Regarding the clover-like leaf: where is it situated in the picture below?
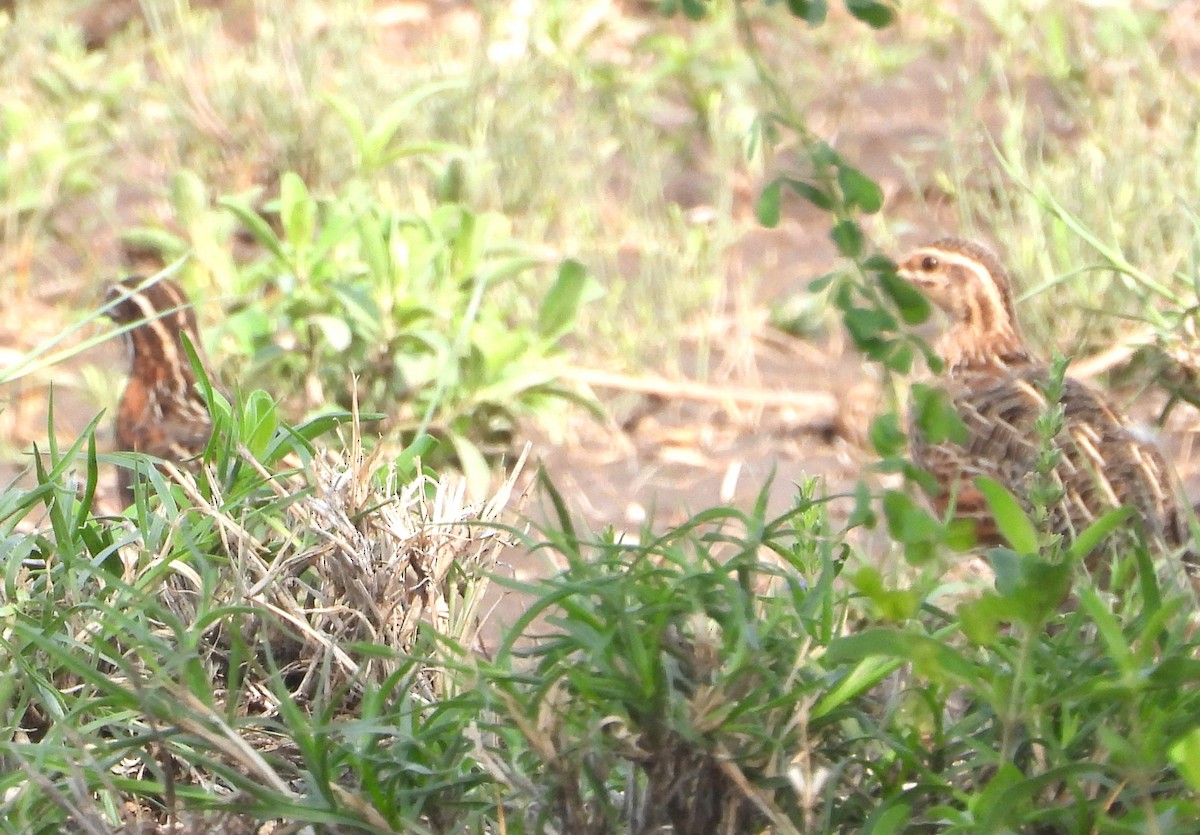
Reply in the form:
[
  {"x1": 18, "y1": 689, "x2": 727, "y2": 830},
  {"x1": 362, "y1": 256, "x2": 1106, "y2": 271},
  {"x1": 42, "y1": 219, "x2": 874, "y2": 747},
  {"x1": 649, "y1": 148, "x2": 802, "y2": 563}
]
[
  {"x1": 846, "y1": 0, "x2": 896, "y2": 28},
  {"x1": 838, "y1": 164, "x2": 883, "y2": 213},
  {"x1": 756, "y1": 178, "x2": 783, "y2": 227}
]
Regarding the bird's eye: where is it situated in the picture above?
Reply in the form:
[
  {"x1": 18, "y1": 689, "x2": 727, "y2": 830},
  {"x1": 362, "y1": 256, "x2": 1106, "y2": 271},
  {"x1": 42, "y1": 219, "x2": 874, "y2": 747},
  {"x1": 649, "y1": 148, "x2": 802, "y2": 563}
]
[{"x1": 920, "y1": 255, "x2": 939, "y2": 271}]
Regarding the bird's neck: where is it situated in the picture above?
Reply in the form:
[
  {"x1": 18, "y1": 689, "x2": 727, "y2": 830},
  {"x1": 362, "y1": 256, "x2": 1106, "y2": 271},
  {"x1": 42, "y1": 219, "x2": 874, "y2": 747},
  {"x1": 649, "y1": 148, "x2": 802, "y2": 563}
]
[
  {"x1": 127, "y1": 328, "x2": 199, "y2": 394},
  {"x1": 938, "y1": 320, "x2": 1033, "y2": 374}
]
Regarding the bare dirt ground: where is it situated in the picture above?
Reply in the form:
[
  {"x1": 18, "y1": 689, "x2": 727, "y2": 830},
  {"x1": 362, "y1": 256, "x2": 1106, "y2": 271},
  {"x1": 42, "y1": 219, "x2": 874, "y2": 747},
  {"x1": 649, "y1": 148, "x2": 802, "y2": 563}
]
[{"x1": 5, "y1": 0, "x2": 1200, "y2": 565}]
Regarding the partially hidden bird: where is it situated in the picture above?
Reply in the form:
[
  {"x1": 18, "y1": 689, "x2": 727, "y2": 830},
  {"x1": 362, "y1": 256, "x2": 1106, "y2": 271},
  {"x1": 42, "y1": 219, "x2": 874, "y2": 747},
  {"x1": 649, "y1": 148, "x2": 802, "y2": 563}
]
[
  {"x1": 104, "y1": 276, "x2": 214, "y2": 505},
  {"x1": 895, "y1": 237, "x2": 1192, "y2": 558}
]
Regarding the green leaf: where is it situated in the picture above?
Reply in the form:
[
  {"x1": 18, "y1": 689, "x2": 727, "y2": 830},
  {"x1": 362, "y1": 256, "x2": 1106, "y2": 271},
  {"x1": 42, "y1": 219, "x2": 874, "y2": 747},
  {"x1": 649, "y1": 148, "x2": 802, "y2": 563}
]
[
  {"x1": 309, "y1": 203, "x2": 358, "y2": 267},
  {"x1": 1170, "y1": 728, "x2": 1200, "y2": 792},
  {"x1": 447, "y1": 431, "x2": 491, "y2": 499},
  {"x1": 289, "y1": 411, "x2": 367, "y2": 445},
  {"x1": 831, "y1": 281, "x2": 854, "y2": 311},
  {"x1": 279, "y1": 172, "x2": 316, "y2": 249},
  {"x1": 910, "y1": 384, "x2": 967, "y2": 445},
  {"x1": 437, "y1": 156, "x2": 469, "y2": 203},
  {"x1": 846, "y1": 0, "x2": 896, "y2": 28},
  {"x1": 241, "y1": 390, "x2": 278, "y2": 460},
  {"x1": 324, "y1": 93, "x2": 367, "y2": 158},
  {"x1": 901, "y1": 460, "x2": 939, "y2": 496},
  {"x1": 868, "y1": 413, "x2": 906, "y2": 457},
  {"x1": 883, "y1": 340, "x2": 914, "y2": 373},
  {"x1": 170, "y1": 169, "x2": 208, "y2": 225},
  {"x1": 744, "y1": 115, "x2": 764, "y2": 161},
  {"x1": 355, "y1": 212, "x2": 390, "y2": 281},
  {"x1": 843, "y1": 306, "x2": 896, "y2": 351},
  {"x1": 756, "y1": 178, "x2": 783, "y2": 227},
  {"x1": 1065, "y1": 505, "x2": 1133, "y2": 563},
  {"x1": 837, "y1": 164, "x2": 883, "y2": 213},
  {"x1": 862, "y1": 253, "x2": 895, "y2": 271},
  {"x1": 538, "y1": 259, "x2": 599, "y2": 341},
  {"x1": 394, "y1": 433, "x2": 439, "y2": 480},
  {"x1": 831, "y1": 219, "x2": 864, "y2": 257},
  {"x1": 220, "y1": 197, "x2": 288, "y2": 264},
  {"x1": 811, "y1": 652, "x2": 901, "y2": 719},
  {"x1": 263, "y1": 413, "x2": 329, "y2": 466},
  {"x1": 863, "y1": 802, "x2": 911, "y2": 835},
  {"x1": 826, "y1": 628, "x2": 977, "y2": 683},
  {"x1": 958, "y1": 592, "x2": 1005, "y2": 645},
  {"x1": 786, "y1": 0, "x2": 828, "y2": 24},
  {"x1": 810, "y1": 141, "x2": 840, "y2": 168},
  {"x1": 970, "y1": 764, "x2": 1026, "y2": 828},
  {"x1": 987, "y1": 547, "x2": 1022, "y2": 595},
  {"x1": 881, "y1": 489, "x2": 943, "y2": 564},
  {"x1": 879, "y1": 269, "x2": 931, "y2": 324},
  {"x1": 770, "y1": 291, "x2": 826, "y2": 338},
  {"x1": 850, "y1": 567, "x2": 918, "y2": 620},
  {"x1": 786, "y1": 178, "x2": 834, "y2": 210},
  {"x1": 974, "y1": 477, "x2": 1038, "y2": 554},
  {"x1": 1016, "y1": 559, "x2": 1072, "y2": 622},
  {"x1": 330, "y1": 282, "x2": 383, "y2": 337},
  {"x1": 847, "y1": 480, "x2": 877, "y2": 529},
  {"x1": 808, "y1": 271, "x2": 839, "y2": 293},
  {"x1": 181, "y1": 332, "x2": 216, "y2": 428},
  {"x1": 944, "y1": 518, "x2": 977, "y2": 550},
  {"x1": 361, "y1": 78, "x2": 468, "y2": 169},
  {"x1": 477, "y1": 254, "x2": 544, "y2": 285},
  {"x1": 120, "y1": 227, "x2": 188, "y2": 260}
]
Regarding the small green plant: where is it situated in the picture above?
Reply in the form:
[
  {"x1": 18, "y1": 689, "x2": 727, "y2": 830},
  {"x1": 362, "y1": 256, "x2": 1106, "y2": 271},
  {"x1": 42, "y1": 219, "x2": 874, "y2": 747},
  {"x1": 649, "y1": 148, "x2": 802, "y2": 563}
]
[
  {"x1": 480, "y1": 476, "x2": 854, "y2": 833},
  {"x1": 466, "y1": 469, "x2": 1200, "y2": 832},
  {"x1": 0, "y1": 389, "x2": 524, "y2": 832},
  {"x1": 127, "y1": 169, "x2": 601, "y2": 490},
  {"x1": 6, "y1": 400, "x2": 1200, "y2": 832}
]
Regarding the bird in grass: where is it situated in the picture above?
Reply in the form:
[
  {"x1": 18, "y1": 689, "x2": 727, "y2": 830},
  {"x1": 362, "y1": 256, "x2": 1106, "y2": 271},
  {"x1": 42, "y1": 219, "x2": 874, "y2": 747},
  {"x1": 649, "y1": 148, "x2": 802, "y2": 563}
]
[
  {"x1": 104, "y1": 276, "x2": 213, "y2": 505},
  {"x1": 895, "y1": 237, "x2": 1191, "y2": 556}
]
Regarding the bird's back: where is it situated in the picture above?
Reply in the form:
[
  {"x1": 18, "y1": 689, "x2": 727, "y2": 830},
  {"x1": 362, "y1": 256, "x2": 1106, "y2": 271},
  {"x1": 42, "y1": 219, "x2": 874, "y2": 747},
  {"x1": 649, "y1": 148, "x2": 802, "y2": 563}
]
[
  {"x1": 912, "y1": 363, "x2": 1189, "y2": 550},
  {"x1": 107, "y1": 277, "x2": 214, "y2": 503}
]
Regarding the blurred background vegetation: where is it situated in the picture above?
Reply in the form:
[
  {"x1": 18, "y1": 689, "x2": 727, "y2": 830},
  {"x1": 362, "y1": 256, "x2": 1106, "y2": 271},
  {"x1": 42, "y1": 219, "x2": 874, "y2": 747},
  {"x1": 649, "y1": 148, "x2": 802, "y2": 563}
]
[{"x1": 5, "y1": 0, "x2": 1200, "y2": 511}]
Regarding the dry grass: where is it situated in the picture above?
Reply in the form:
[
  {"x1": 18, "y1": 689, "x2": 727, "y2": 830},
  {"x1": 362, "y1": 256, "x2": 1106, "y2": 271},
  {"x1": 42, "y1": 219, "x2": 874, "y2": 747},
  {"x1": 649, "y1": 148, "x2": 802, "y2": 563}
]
[{"x1": 2, "y1": 415, "x2": 529, "y2": 830}]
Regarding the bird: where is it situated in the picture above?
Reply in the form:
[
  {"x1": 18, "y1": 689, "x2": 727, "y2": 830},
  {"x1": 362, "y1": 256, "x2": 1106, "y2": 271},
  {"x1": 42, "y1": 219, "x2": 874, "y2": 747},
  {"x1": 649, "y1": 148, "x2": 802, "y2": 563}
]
[
  {"x1": 895, "y1": 237, "x2": 1191, "y2": 556},
  {"x1": 104, "y1": 276, "x2": 214, "y2": 505}
]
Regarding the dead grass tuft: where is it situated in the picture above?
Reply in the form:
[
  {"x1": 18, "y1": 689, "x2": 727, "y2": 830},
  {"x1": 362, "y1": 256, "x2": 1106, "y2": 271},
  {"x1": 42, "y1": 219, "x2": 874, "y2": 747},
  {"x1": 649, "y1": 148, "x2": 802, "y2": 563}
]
[
  {"x1": 3, "y1": 421, "x2": 531, "y2": 829},
  {"x1": 146, "y1": 429, "x2": 529, "y2": 703}
]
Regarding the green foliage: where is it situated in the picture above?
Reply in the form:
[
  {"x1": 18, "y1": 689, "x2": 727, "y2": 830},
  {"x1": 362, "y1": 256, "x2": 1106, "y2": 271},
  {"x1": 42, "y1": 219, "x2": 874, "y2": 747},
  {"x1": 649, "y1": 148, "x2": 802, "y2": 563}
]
[
  {"x1": 843, "y1": 0, "x2": 896, "y2": 29},
  {"x1": 484, "y1": 477, "x2": 854, "y2": 832},
  {"x1": 718, "y1": 9, "x2": 1200, "y2": 826},
  {"x1": 668, "y1": 0, "x2": 897, "y2": 29},
  {"x1": 110, "y1": 343, "x2": 351, "y2": 512},
  {"x1": 880, "y1": 488, "x2": 955, "y2": 564},
  {"x1": 1027, "y1": 354, "x2": 1069, "y2": 531},
  {"x1": 473, "y1": 474, "x2": 1200, "y2": 832},
  {"x1": 0, "y1": 401, "x2": 493, "y2": 832},
  {"x1": 130, "y1": 168, "x2": 600, "y2": 486},
  {"x1": 6, "y1": 419, "x2": 1200, "y2": 832},
  {"x1": 975, "y1": 477, "x2": 1039, "y2": 555}
]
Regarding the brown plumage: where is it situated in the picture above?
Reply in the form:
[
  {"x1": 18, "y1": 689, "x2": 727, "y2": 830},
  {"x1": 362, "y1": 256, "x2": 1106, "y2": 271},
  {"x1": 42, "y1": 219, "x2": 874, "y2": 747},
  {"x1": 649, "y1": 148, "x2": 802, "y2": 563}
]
[
  {"x1": 105, "y1": 277, "x2": 213, "y2": 505},
  {"x1": 896, "y1": 238, "x2": 1191, "y2": 554}
]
